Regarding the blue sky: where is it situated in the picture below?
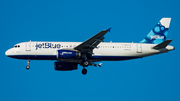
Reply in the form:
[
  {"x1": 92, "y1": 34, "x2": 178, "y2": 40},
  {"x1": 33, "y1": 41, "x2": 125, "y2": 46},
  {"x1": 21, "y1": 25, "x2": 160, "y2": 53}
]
[{"x1": 1, "y1": 0, "x2": 180, "y2": 101}]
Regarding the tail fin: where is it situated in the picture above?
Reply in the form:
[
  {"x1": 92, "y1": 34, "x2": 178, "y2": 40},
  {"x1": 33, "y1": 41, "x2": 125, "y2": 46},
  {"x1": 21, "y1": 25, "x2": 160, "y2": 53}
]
[{"x1": 140, "y1": 18, "x2": 171, "y2": 44}]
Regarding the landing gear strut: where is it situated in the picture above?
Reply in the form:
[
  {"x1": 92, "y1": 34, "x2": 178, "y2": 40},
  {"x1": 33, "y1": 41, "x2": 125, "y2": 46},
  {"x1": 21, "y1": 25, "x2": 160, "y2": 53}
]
[{"x1": 26, "y1": 59, "x2": 30, "y2": 70}]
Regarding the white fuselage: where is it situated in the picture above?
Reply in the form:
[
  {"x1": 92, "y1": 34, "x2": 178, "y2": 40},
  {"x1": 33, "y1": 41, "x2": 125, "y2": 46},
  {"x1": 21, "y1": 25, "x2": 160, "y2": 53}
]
[{"x1": 5, "y1": 41, "x2": 174, "y2": 62}]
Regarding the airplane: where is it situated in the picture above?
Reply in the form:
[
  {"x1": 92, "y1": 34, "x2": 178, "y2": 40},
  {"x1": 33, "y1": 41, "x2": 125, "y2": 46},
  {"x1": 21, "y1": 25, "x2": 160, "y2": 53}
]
[{"x1": 5, "y1": 18, "x2": 174, "y2": 75}]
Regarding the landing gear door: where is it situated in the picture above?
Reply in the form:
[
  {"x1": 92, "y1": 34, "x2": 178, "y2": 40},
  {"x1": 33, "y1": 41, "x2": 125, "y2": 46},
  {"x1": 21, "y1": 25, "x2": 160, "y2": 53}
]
[
  {"x1": 137, "y1": 44, "x2": 142, "y2": 53},
  {"x1": 26, "y1": 40, "x2": 31, "y2": 51}
]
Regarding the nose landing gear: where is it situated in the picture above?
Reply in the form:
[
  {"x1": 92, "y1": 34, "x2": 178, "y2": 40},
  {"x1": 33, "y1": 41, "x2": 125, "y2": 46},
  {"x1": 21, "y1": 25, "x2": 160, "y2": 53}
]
[{"x1": 26, "y1": 59, "x2": 30, "y2": 70}]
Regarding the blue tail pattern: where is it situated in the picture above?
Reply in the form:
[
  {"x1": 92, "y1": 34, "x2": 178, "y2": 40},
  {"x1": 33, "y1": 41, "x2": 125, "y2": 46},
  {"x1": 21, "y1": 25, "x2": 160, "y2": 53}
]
[{"x1": 140, "y1": 18, "x2": 171, "y2": 44}]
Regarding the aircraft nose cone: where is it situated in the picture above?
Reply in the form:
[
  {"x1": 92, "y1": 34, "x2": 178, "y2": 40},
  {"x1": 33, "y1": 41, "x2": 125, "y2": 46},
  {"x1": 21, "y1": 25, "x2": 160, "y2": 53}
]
[
  {"x1": 5, "y1": 49, "x2": 10, "y2": 56},
  {"x1": 5, "y1": 50, "x2": 8, "y2": 56}
]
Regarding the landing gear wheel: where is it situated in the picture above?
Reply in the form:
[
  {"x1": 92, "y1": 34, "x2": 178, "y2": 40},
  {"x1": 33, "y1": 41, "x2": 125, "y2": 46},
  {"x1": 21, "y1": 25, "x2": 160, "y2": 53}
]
[
  {"x1": 26, "y1": 65, "x2": 30, "y2": 70},
  {"x1": 83, "y1": 61, "x2": 89, "y2": 67},
  {"x1": 82, "y1": 68, "x2": 87, "y2": 75}
]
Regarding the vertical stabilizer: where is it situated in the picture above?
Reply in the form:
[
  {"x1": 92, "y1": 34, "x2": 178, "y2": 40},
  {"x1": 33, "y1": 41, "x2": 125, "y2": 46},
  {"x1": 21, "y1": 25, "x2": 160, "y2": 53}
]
[{"x1": 140, "y1": 18, "x2": 171, "y2": 44}]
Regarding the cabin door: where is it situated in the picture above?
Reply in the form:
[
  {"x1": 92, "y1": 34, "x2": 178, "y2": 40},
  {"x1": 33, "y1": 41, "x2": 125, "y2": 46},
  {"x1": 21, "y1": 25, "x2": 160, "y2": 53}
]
[
  {"x1": 26, "y1": 40, "x2": 31, "y2": 51},
  {"x1": 137, "y1": 44, "x2": 142, "y2": 53}
]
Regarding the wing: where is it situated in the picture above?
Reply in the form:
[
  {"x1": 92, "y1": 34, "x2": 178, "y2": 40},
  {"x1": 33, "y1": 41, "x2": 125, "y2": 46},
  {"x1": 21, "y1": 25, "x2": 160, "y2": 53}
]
[{"x1": 74, "y1": 28, "x2": 111, "y2": 54}]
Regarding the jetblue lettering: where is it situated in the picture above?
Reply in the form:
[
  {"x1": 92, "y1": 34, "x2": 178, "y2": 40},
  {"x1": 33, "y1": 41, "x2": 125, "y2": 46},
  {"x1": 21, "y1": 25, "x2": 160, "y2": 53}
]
[
  {"x1": 36, "y1": 43, "x2": 61, "y2": 50},
  {"x1": 151, "y1": 35, "x2": 164, "y2": 40}
]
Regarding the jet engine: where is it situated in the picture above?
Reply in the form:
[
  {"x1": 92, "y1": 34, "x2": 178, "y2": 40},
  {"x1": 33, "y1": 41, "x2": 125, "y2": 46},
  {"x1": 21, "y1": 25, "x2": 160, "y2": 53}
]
[
  {"x1": 54, "y1": 62, "x2": 78, "y2": 71},
  {"x1": 57, "y1": 49, "x2": 81, "y2": 59}
]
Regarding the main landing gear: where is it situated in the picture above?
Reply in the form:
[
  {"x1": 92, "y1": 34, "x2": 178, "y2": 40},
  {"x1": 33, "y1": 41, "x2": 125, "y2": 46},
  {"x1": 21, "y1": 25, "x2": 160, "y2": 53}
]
[
  {"x1": 81, "y1": 61, "x2": 89, "y2": 75},
  {"x1": 82, "y1": 67, "x2": 87, "y2": 75},
  {"x1": 26, "y1": 59, "x2": 30, "y2": 70},
  {"x1": 81, "y1": 61, "x2": 102, "y2": 75}
]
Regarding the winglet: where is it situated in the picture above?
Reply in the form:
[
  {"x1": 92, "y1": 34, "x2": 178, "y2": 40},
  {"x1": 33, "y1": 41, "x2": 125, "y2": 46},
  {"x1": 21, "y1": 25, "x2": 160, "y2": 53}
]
[{"x1": 107, "y1": 28, "x2": 111, "y2": 32}]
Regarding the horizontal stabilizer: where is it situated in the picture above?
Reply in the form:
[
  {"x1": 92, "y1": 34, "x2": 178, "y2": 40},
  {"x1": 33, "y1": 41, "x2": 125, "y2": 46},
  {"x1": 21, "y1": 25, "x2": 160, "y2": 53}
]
[{"x1": 153, "y1": 39, "x2": 172, "y2": 49}]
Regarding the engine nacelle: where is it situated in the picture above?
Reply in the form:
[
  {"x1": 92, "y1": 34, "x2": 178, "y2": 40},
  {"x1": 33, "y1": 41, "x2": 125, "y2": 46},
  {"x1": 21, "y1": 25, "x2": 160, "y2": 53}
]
[
  {"x1": 57, "y1": 49, "x2": 81, "y2": 59},
  {"x1": 54, "y1": 62, "x2": 78, "y2": 71}
]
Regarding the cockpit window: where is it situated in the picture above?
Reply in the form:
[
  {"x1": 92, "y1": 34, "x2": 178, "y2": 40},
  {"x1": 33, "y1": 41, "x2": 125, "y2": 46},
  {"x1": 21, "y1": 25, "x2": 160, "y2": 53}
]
[{"x1": 14, "y1": 45, "x2": 20, "y2": 48}]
